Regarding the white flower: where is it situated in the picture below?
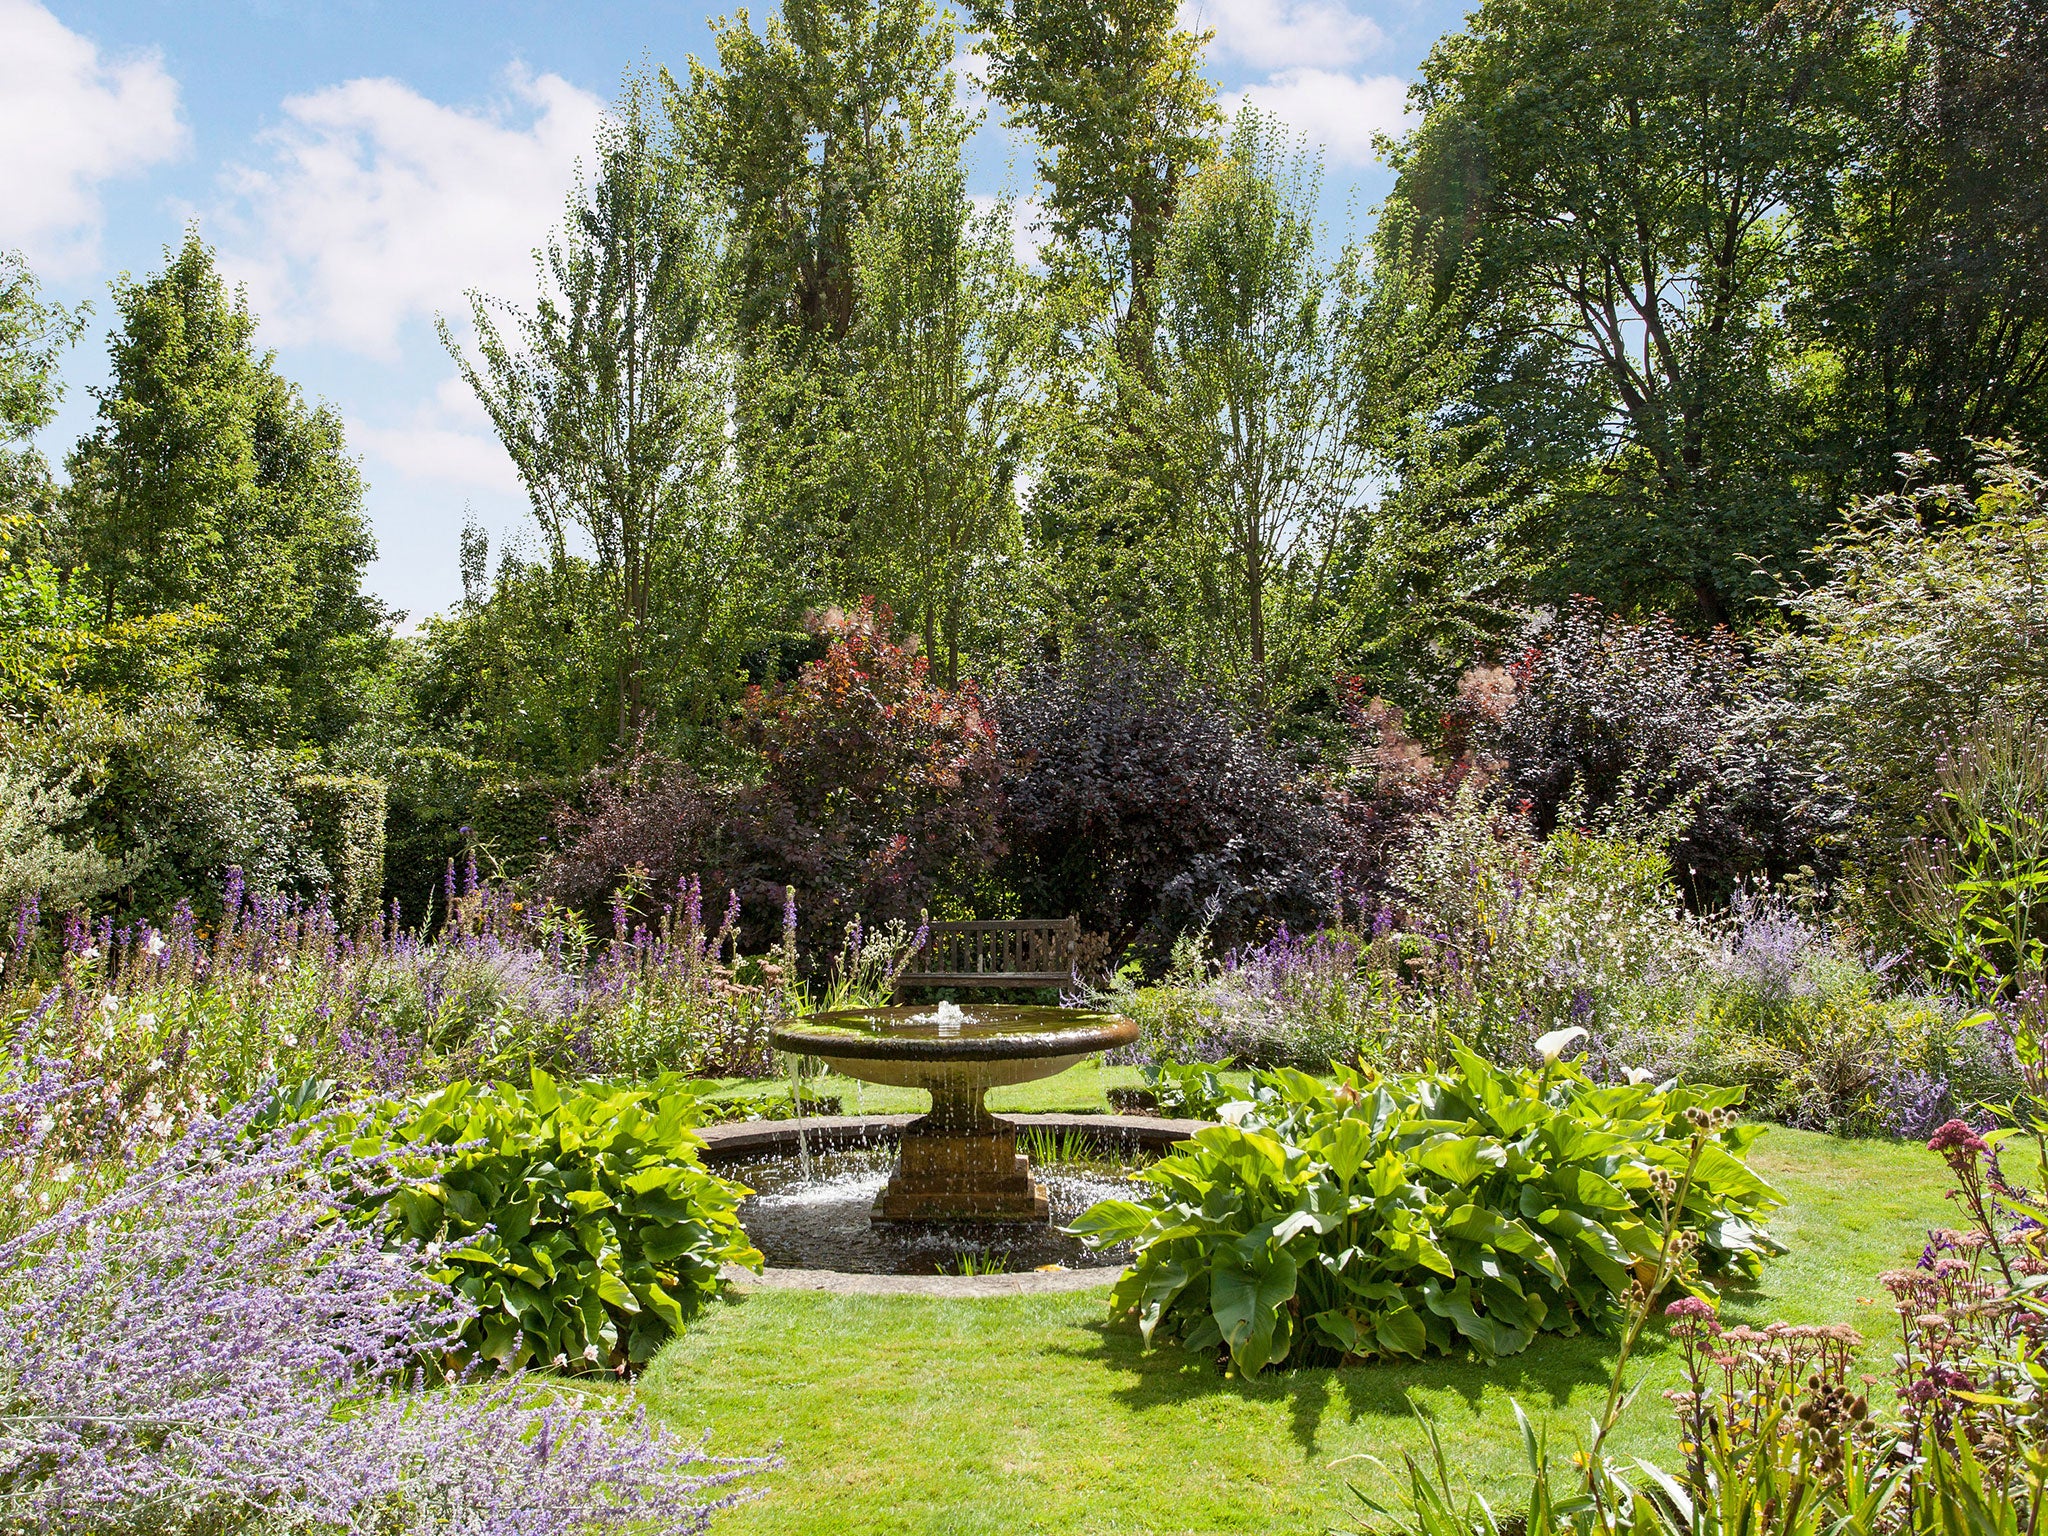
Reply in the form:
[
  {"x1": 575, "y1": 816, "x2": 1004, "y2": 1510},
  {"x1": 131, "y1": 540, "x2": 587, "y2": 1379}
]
[
  {"x1": 1216, "y1": 1100, "x2": 1257, "y2": 1127},
  {"x1": 143, "y1": 931, "x2": 166, "y2": 956},
  {"x1": 582, "y1": 1343, "x2": 601, "y2": 1363},
  {"x1": 1626, "y1": 1067, "x2": 1655, "y2": 1086},
  {"x1": 275, "y1": 956, "x2": 291, "y2": 972},
  {"x1": 76, "y1": 945, "x2": 100, "y2": 964},
  {"x1": 99, "y1": 993, "x2": 119, "y2": 1017},
  {"x1": 137, "y1": 1012, "x2": 157, "y2": 1030},
  {"x1": 147, "y1": 1058, "x2": 166, "y2": 1075},
  {"x1": 1533, "y1": 1026, "x2": 1588, "y2": 1065}
]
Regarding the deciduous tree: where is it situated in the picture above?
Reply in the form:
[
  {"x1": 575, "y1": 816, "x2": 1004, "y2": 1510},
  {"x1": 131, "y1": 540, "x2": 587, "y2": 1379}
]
[
  {"x1": 1389, "y1": 0, "x2": 1865, "y2": 626},
  {"x1": 847, "y1": 156, "x2": 1028, "y2": 684},
  {"x1": 446, "y1": 78, "x2": 760, "y2": 751}
]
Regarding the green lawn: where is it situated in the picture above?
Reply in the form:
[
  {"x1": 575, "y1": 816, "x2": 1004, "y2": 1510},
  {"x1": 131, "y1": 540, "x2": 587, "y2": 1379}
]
[
  {"x1": 645, "y1": 1095, "x2": 1952, "y2": 1536},
  {"x1": 696, "y1": 1060, "x2": 1199, "y2": 1116}
]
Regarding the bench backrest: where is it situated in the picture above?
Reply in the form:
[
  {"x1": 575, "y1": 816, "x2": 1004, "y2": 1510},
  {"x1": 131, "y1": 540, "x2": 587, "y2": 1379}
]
[{"x1": 895, "y1": 917, "x2": 1080, "y2": 991}]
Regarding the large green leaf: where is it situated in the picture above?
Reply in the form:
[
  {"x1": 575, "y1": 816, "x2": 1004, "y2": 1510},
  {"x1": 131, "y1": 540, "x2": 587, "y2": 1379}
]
[
  {"x1": 1372, "y1": 1302, "x2": 1429, "y2": 1358},
  {"x1": 1066, "y1": 1199, "x2": 1156, "y2": 1244},
  {"x1": 1413, "y1": 1133, "x2": 1507, "y2": 1185},
  {"x1": 1422, "y1": 1277, "x2": 1536, "y2": 1357},
  {"x1": 1210, "y1": 1246, "x2": 1300, "y2": 1367}
]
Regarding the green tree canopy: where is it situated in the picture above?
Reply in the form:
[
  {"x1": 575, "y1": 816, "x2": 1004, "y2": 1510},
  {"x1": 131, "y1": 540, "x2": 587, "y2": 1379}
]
[
  {"x1": 968, "y1": 0, "x2": 1219, "y2": 378},
  {"x1": 1793, "y1": 0, "x2": 2048, "y2": 493},
  {"x1": 846, "y1": 155, "x2": 1028, "y2": 684},
  {"x1": 60, "y1": 230, "x2": 386, "y2": 748},
  {"x1": 673, "y1": 0, "x2": 965, "y2": 347},
  {"x1": 446, "y1": 76, "x2": 768, "y2": 756},
  {"x1": 0, "y1": 251, "x2": 83, "y2": 521},
  {"x1": 1389, "y1": 0, "x2": 1869, "y2": 627}
]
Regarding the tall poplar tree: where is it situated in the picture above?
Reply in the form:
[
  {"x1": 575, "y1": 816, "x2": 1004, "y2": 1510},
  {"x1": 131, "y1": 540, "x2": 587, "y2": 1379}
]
[
  {"x1": 671, "y1": 0, "x2": 969, "y2": 615},
  {"x1": 967, "y1": 0, "x2": 1219, "y2": 379},
  {"x1": 848, "y1": 157, "x2": 1027, "y2": 683},
  {"x1": 1148, "y1": 114, "x2": 1507, "y2": 717},
  {"x1": 446, "y1": 77, "x2": 756, "y2": 751}
]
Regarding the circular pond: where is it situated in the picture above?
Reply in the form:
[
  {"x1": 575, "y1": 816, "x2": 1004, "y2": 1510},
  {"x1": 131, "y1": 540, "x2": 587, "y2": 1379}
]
[
  {"x1": 724, "y1": 1141, "x2": 1143, "y2": 1275},
  {"x1": 696, "y1": 1114, "x2": 1201, "y2": 1287}
]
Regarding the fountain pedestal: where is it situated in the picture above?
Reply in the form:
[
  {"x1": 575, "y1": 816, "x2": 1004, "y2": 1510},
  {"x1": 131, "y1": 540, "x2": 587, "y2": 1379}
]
[
  {"x1": 768, "y1": 1004, "x2": 1138, "y2": 1228},
  {"x1": 875, "y1": 1088, "x2": 1047, "y2": 1222}
]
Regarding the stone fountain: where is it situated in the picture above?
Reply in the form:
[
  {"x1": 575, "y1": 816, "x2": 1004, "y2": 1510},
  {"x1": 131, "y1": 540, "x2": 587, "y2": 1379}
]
[{"x1": 767, "y1": 1002, "x2": 1138, "y2": 1222}]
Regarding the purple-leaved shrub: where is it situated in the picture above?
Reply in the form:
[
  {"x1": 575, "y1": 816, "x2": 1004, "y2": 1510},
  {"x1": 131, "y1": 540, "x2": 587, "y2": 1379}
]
[
  {"x1": 996, "y1": 644, "x2": 1362, "y2": 961},
  {"x1": 1486, "y1": 598, "x2": 1820, "y2": 901},
  {"x1": 0, "y1": 1078, "x2": 771, "y2": 1534}
]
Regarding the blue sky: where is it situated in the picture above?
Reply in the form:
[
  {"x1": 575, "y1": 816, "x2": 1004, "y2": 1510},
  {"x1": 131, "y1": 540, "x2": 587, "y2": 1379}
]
[{"x1": 3, "y1": 0, "x2": 1468, "y2": 621}]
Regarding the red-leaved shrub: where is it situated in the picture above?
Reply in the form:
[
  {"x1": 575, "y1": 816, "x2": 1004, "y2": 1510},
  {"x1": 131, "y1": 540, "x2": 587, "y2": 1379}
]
[{"x1": 543, "y1": 602, "x2": 1003, "y2": 957}]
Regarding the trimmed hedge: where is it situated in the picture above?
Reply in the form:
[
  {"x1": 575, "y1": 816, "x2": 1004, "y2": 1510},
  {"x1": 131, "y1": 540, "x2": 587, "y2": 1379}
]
[
  {"x1": 381, "y1": 747, "x2": 581, "y2": 923},
  {"x1": 288, "y1": 773, "x2": 387, "y2": 929}
]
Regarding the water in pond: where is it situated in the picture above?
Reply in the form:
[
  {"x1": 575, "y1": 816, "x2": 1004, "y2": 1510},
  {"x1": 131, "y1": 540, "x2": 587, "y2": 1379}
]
[{"x1": 725, "y1": 1143, "x2": 1144, "y2": 1275}]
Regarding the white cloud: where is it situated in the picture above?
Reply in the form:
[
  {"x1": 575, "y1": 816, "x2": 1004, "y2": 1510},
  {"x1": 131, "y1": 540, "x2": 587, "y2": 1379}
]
[
  {"x1": 0, "y1": 0, "x2": 186, "y2": 274},
  {"x1": 952, "y1": 44, "x2": 993, "y2": 115},
  {"x1": 354, "y1": 419, "x2": 523, "y2": 497},
  {"x1": 1185, "y1": 0, "x2": 1385, "y2": 72},
  {"x1": 1227, "y1": 69, "x2": 1413, "y2": 166},
  {"x1": 219, "y1": 65, "x2": 605, "y2": 358},
  {"x1": 351, "y1": 375, "x2": 522, "y2": 498}
]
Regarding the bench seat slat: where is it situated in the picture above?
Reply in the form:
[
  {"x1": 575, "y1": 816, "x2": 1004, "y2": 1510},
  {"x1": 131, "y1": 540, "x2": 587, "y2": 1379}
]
[
  {"x1": 898, "y1": 972, "x2": 1068, "y2": 986},
  {"x1": 893, "y1": 917, "x2": 1079, "y2": 996}
]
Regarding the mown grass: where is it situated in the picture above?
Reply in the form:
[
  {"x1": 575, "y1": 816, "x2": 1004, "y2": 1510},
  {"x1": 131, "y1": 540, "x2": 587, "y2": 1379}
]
[
  {"x1": 643, "y1": 1107, "x2": 1954, "y2": 1536},
  {"x1": 694, "y1": 1060, "x2": 1223, "y2": 1117}
]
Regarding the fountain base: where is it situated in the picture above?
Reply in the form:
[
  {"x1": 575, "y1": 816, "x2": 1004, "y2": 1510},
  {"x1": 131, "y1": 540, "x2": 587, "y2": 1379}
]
[{"x1": 872, "y1": 1114, "x2": 1048, "y2": 1223}]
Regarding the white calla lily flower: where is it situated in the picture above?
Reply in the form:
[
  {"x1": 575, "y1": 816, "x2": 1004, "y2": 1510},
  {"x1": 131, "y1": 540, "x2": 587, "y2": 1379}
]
[{"x1": 1533, "y1": 1026, "x2": 1588, "y2": 1064}]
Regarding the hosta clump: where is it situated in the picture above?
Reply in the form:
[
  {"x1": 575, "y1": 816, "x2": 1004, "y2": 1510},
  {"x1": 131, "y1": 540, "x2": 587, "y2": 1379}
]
[
  {"x1": 1074, "y1": 1051, "x2": 1784, "y2": 1374},
  {"x1": 344, "y1": 1070, "x2": 762, "y2": 1373}
]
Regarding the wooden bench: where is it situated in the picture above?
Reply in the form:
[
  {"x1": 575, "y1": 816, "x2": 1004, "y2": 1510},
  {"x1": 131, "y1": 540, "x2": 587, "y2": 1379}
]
[{"x1": 893, "y1": 917, "x2": 1080, "y2": 997}]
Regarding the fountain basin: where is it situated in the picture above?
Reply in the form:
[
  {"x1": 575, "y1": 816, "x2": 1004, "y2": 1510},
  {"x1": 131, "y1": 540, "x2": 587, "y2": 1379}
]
[{"x1": 768, "y1": 1005, "x2": 1139, "y2": 1223}]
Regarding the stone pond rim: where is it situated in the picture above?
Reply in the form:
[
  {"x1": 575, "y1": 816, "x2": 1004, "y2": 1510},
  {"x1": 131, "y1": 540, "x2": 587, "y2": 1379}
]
[{"x1": 699, "y1": 1113, "x2": 1207, "y2": 1298}]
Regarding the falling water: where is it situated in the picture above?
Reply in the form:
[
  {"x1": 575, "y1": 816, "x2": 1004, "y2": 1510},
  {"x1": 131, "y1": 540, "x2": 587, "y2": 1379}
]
[{"x1": 784, "y1": 1050, "x2": 813, "y2": 1183}]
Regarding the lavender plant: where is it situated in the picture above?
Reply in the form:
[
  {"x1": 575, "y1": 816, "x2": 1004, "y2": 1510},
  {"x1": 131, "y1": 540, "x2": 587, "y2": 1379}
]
[
  {"x1": 1, "y1": 866, "x2": 789, "y2": 1133},
  {"x1": 1110, "y1": 923, "x2": 1403, "y2": 1070},
  {"x1": 0, "y1": 1077, "x2": 771, "y2": 1534}
]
